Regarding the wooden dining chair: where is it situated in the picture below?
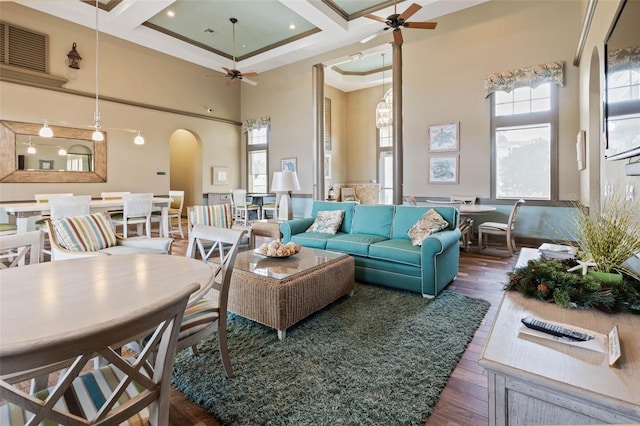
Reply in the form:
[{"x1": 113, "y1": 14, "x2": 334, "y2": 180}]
[
  {"x1": 0, "y1": 230, "x2": 40, "y2": 268},
  {"x1": 177, "y1": 224, "x2": 247, "y2": 378},
  {"x1": 110, "y1": 193, "x2": 153, "y2": 238},
  {"x1": 0, "y1": 282, "x2": 197, "y2": 426},
  {"x1": 478, "y1": 199, "x2": 526, "y2": 256}
]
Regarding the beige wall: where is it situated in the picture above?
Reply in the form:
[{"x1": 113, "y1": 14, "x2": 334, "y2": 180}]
[
  {"x1": 242, "y1": 0, "x2": 584, "y2": 201},
  {"x1": 0, "y1": 2, "x2": 241, "y2": 202},
  {"x1": 577, "y1": 0, "x2": 640, "y2": 208}
]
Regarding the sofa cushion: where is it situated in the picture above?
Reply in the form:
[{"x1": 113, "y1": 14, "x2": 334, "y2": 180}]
[
  {"x1": 408, "y1": 209, "x2": 449, "y2": 246},
  {"x1": 351, "y1": 204, "x2": 395, "y2": 238},
  {"x1": 306, "y1": 210, "x2": 344, "y2": 234},
  {"x1": 368, "y1": 239, "x2": 422, "y2": 267},
  {"x1": 311, "y1": 201, "x2": 356, "y2": 234},
  {"x1": 291, "y1": 232, "x2": 343, "y2": 249},
  {"x1": 326, "y1": 233, "x2": 388, "y2": 256},
  {"x1": 393, "y1": 205, "x2": 456, "y2": 240},
  {"x1": 190, "y1": 204, "x2": 233, "y2": 229},
  {"x1": 51, "y1": 213, "x2": 117, "y2": 252}
]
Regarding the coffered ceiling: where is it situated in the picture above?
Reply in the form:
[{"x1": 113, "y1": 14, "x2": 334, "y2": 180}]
[{"x1": 17, "y1": 0, "x2": 488, "y2": 91}]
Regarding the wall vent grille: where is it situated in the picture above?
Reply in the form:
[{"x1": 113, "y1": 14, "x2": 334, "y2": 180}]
[{"x1": 1, "y1": 22, "x2": 47, "y2": 73}]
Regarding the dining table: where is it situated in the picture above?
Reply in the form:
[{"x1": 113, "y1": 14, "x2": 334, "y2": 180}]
[
  {"x1": 0, "y1": 197, "x2": 171, "y2": 236},
  {"x1": 0, "y1": 254, "x2": 213, "y2": 380}
]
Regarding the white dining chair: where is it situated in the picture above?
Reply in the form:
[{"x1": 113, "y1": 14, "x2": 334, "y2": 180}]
[
  {"x1": 0, "y1": 230, "x2": 40, "y2": 268},
  {"x1": 109, "y1": 192, "x2": 154, "y2": 238},
  {"x1": 478, "y1": 199, "x2": 526, "y2": 256},
  {"x1": 230, "y1": 189, "x2": 260, "y2": 226},
  {"x1": 425, "y1": 200, "x2": 470, "y2": 250},
  {"x1": 261, "y1": 193, "x2": 282, "y2": 220},
  {"x1": 0, "y1": 281, "x2": 198, "y2": 426}
]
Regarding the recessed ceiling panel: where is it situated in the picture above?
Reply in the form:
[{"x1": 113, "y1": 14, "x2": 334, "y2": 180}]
[
  {"x1": 333, "y1": 49, "x2": 392, "y2": 74},
  {"x1": 145, "y1": 0, "x2": 318, "y2": 60},
  {"x1": 327, "y1": 0, "x2": 394, "y2": 19}
]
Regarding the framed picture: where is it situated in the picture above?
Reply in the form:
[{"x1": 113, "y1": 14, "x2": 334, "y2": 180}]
[
  {"x1": 281, "y1": 157, "x2": 297, "y2": 172},
  {"x1": 324, "y1": 154, "x2": 331, "y2": 178},
  {"x1": 428, "y1": 155, "x2": 459, "y2": 184},
  {"x1": 212, "y1": 166, "x2": 228, "y2": 185},
  {"x1": 39, "y1": 160, "x2": 53, "y2": 170},
  {"x1": 576, "y1": 130, "x2": 586, "y2": 171},
  {"x1": 428, "y1": 122, "x2": 459, "y2": 152}
]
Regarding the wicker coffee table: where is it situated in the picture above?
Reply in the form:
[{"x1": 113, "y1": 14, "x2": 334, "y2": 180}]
[{"x1": 228, "y1": 247, "x2": 355, "y2": 339}]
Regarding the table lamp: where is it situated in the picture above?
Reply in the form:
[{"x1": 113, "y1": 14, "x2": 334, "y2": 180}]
[{"x1": 271, "y1": 171, "x2": 300, "y2": 221}]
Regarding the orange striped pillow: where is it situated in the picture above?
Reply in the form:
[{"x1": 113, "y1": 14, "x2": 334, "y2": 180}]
[{"x1": 51, "y1": 213, "x2": 117, "y2": 252}]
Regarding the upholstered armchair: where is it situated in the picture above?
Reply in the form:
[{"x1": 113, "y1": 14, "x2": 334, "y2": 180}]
[{"x1": 47, "y1": 212, "x2": 172, "y2": 260}]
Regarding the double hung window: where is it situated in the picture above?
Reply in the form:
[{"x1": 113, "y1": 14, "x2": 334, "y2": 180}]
[
  {"x1": 491, "y1": 83, "x2": 558, "y2": 200},
  {"x1": 244, "y1": 118, "x2": 270, "y2": 193}
]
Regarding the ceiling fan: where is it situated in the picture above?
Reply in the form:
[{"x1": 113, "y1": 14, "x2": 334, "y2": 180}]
[
  {"x1": 217, "y1": 18, "x2": 258, "y2": 86},
  {"x1": 361, "y1": 1, "x2": 437, "y2": 45}
]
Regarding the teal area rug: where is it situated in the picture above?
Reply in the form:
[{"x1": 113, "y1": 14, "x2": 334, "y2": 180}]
[{"x1": 172, "y1": 284, "x2": 490, "y2": 425}]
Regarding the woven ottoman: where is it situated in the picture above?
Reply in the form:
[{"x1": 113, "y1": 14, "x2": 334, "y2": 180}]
[{"x1": 228, "y1": 247, "x2": 354, "y2": 339}]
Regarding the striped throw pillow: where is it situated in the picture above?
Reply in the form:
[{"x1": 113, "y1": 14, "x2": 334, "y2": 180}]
[
  {"x1": 191, "y1": 204, "x2": 234, "y2": 229},
  {"x1": 51, "y1": 213, "x2": 117, "y2": 252}
]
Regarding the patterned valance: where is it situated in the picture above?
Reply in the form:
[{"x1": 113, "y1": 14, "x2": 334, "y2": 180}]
[
  {"x1": 608, "y1": 46, "x2": 640, "y2": 74},
  {"x1": 484, "y1": 61, "x2": 564, "y2": 98},
  {"x1": 242, "y1": 116, "x2": 270, "y2": 133}
]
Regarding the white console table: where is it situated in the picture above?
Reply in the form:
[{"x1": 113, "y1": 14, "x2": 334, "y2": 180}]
[{"x1": 479, "y1": 248, "x2": 640, "y2": 425}]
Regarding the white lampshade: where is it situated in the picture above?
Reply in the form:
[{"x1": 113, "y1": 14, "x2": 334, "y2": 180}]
[
  {"x1": 271, "y1": 171, "x2": 300, "y2": 192},
  {"x1": 39, "y1": 121, "x2": 53, "y2": 138},
  {"x1": 271, "y1": 171, "x2": 300, "y2": 221}
]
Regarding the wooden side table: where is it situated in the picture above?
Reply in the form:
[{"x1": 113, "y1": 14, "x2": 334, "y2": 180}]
[{"x1": 479, "y1": 249, "x2": 640, "y2": 425}]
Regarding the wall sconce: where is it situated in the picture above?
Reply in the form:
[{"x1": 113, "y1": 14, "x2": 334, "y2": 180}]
[{"x1": 67, "y1": 42, "x2": 82, "y2": 69}]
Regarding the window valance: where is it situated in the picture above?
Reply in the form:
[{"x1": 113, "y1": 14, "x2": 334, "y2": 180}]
[
  {"x1": 242, "y1": 116, "x2": 270, "y2": 133},
  {"x1": 483, "y1": 61, "x2": 564, "y2": 98},
  {"x1": 608, "y1": 46, "x2": 640, "y2": 74}
]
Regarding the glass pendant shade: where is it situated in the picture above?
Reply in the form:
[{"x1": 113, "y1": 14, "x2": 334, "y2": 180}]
[
  {"x1": 27, "y1": 144, "x2": 36, "y2": 154},
  {"x1": 134, "y1": 131, "x2": 145, "y2": 145},
  {"x1": 376, "y1": 100, "x2": 392, "y2": 129},
  {"x1": 39, "y1": 121, "x2": 53, "y2": 138}
]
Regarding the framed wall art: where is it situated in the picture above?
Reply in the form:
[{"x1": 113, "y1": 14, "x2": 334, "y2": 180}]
[
  {"x1": 39, "y1": 160, "x2": 54, "y2": 170},
  {"x1": 281, "y1": 157, "x2": 297, "y2": 172},
  {"x1": 428, "y1": 155, "x2": 459, "y2": 184},
  {"x1": 428, "y1": 122, "x2": 459, "y2": 152},
  {"x1": 212, "y1": 166, "x2": 228, "y2": 185}
]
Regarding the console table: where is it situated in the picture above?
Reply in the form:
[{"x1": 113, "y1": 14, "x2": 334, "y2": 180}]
[{"x1": 479, "y1": 249, "x2": 640, "y2": 425}]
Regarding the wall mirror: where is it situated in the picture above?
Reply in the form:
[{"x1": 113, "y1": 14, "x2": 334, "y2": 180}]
[{"x1": 0, "y1": 120, "x2": 107, "y2": 182}]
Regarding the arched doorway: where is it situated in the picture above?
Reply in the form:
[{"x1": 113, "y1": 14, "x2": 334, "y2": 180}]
[{"x1": 169, "y1": 129, "x2": 202, "y2": 210}]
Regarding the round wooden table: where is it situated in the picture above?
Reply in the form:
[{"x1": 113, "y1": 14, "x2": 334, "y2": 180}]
[{"x1": 0, "y1": 254, "x2": 213, "y2": 375}]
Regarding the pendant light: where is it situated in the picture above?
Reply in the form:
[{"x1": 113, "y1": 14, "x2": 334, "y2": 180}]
[
  {"x1": 91, "y1": 0, "x2": 104, "y2": 142},
  {"x1": 39, "y1": 120, "x2": 53, "y2": 138},
  {"x1": 27, "y1": 137, "x2": 36, "y2": 154},
  {"x1": 375, "y1": 53, "x2": 392, "y2": 129}
]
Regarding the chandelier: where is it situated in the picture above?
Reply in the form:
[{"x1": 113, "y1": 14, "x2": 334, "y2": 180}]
[{"x1": 375, "y1": 53, "x2": 392, "y2": 129}]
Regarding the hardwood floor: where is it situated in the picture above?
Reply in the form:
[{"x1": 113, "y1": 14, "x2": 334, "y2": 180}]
[{"x1": 167, "y1": 230, "x2": 519, "y2": 426}]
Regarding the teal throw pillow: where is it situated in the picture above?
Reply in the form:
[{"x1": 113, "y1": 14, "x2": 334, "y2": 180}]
[
  {"x1": 407, "y1": 209, "x2": 449, "y2": 246},
  {"x1": 306, "y1": 210, "x2": 345, "y2": 234}
]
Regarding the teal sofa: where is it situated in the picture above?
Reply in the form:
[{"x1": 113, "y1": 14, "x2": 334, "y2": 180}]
[{"x1": 280, "y1": 201, "x2": 461, "y2": 297}]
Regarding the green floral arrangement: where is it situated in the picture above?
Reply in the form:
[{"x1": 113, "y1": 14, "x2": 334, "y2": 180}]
[{"x1": 506, "y1": 257, "x2": 640, "y2": 313}]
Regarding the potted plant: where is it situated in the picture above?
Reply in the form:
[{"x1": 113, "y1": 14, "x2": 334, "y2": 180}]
[{"x1": 569, "y1": 190, "x2": 640, "y2": 282}]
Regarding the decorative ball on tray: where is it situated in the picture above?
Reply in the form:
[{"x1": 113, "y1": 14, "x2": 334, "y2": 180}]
[{"x1": 255, "y1": 240, "x2": 301, "y2": 257}]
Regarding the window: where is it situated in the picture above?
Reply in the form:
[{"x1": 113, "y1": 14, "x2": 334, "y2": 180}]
[
  {"x1": 247, "y1": 127, "x2": 268, "y2": 193},
  {"x1": 491, "y1": 83, "x2": 558, "y2": 200},
  {"x1": 377, "y1": 90, "x2": 393, "y2": 204}
]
